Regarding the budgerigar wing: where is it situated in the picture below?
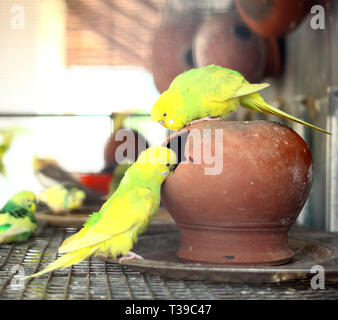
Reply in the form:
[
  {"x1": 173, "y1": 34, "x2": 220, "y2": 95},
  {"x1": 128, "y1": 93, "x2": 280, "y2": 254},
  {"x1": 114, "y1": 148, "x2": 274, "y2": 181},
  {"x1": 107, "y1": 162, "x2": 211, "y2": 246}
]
[
  {"x1": 58, "y1": 188, "x2": 158, "y2": 253},
  {"x1": 171, "y1": 65, "x2": 270, "y2": 102}
]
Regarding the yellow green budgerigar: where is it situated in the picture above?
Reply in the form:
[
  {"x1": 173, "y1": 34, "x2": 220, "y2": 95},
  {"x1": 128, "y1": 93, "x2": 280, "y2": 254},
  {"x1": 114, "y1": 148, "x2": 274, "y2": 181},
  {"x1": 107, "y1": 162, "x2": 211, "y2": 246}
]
[
  {"x1": 26, "y1": 146, "x2": 177, "y2": 278},
  {"x1": 151, "y1": 64, "x2": 330, "y2": 134},
  {"x1": 0, "y1": 128, "x2": 23, "y2": 175},
  {"x1": 38, "y1": 184, "x2": 86, "y2": 212},
  {"x1": 0, "y1": 191, "x2": 37, "y2": 244}
]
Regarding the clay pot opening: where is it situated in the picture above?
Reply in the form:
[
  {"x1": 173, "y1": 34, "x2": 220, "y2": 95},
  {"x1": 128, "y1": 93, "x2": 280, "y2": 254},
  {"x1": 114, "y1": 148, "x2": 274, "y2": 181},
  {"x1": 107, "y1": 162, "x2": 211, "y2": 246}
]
[
  {"x1": 184, "y1": 48, "x2": 194, "y2": 68},
  {"x1": 233, "y1": 23, "x2": 252, "y2": 41},
  {"x1": 163, "y1": 130, "x2": 190, "y2": 172}
]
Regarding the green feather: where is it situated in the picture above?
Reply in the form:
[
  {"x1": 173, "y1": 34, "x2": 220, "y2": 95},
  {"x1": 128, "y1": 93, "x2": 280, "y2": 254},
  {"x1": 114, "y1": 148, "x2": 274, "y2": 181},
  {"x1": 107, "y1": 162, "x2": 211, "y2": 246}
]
[
  {"x1": 1, "y1": 200, "x2": 36, "y2": 223},
  {"x1": 16, "y1": 232, "x2": 31, "y2": 241},
  {"x1": 84, "y1": 211, "x2": 102, "y2": 228},
  {"x1": 2, "y1": 232, "x2": 32, "y2": 243},
  {"x1": 0, "y1": 224, "x2": 11, "y2": 232}
]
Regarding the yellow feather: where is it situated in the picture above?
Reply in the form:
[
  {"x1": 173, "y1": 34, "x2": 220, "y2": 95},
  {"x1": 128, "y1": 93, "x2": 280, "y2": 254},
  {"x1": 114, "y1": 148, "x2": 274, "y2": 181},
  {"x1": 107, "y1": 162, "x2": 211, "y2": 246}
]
[
  {"x1": 25, "y1": 247, "x2": 96, "y2": 279},
  {"x1": 240, "y1": 94, "x2": 331, "y2": 135},
  {"x1": 58, "y1": 225, "x2": 89, "y2": 251},
  {"x1": 58, "y1": 189, "x2": 153, "y2": 253},
  {"x1": 234, "y1": 83, "x2": 270, "y2": 97}
]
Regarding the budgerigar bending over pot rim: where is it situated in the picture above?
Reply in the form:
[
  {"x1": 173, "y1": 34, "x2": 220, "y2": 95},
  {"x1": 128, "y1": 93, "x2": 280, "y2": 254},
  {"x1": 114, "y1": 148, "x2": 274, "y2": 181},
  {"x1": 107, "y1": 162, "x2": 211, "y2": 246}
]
[{"x1": 151, "y1": 64, "x2": 330, "y2": 134}]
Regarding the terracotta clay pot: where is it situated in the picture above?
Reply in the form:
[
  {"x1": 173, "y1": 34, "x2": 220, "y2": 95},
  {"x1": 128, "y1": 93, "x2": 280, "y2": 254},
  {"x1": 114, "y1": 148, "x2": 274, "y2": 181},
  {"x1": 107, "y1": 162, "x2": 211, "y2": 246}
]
[
  {"x1": 264, "y1": 37, "x2": 282, "y2": 78},
  {"x1": 236, "y1": 0, "x2": 313, "y2": 37},
  {"x1": 161, "y1": 120, "x2": 313, "y2": 265},
  {"x1": 193, "y1": 12, "x2": 281, "y2": 82},
  {"x1": 151, "y1": 14, "x2": 201, "y2": 93},
  {"x1": 104, "y1": 129, "x2": 148, "y2": 168}
]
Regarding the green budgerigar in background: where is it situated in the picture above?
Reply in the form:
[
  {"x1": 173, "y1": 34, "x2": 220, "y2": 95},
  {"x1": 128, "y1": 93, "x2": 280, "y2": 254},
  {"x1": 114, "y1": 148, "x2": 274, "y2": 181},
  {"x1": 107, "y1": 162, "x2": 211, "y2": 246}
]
[
  {"x1": 151, "y1": 65, "x2": 330, "y2": 134},
  {"x1": 33, "y1": 156, "x2": 103, "y2": 202},
  {"x1": 0, "y1": 128, "x2": 24, "y2": 175},
  {"x1": 0, "y1": 191, "x2": 37, "y2": 244},
  {"x1": 38, "y1": 184, "x2": 86, "y2": 212},
  {"x1": 26, "y1": 146, "x2": 177, "y2": 279},
  {"x1": 109, "y1": 161, "x2": 133, "y2": 196}
]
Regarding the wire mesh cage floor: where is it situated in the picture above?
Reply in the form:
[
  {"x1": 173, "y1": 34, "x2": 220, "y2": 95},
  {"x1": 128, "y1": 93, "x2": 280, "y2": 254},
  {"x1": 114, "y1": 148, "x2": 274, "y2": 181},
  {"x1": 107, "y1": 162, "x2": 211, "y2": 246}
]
[{"x1": 1, "y1": 223, "x2": 338, "y2": 300}]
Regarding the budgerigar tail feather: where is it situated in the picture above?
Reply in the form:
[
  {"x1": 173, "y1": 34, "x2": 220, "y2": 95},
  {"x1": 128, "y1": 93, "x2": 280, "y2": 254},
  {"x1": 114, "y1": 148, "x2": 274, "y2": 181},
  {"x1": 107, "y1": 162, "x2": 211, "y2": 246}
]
[
  {"x1": 235, "y1": 83, "x2": 270, "y2": 97},
  {"x1": 240, "y1": 95, "x2": 331, "y2": 135},
  {"x1": 58, "y1": 226, "x2": 89, "y2": 253},
  {"x1": 24, "y1": 247, "x2": 96, "y2": 279}
]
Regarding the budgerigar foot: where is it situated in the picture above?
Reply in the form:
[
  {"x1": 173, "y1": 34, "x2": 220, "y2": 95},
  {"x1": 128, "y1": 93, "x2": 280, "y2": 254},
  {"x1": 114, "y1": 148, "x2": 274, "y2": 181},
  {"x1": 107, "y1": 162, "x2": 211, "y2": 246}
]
[
  {"x1": 119, "y1": 251, "x2": 144, "y2": 263},
  {"x1": 187, "y1": 116, "x2": 223, "y2": 126}
]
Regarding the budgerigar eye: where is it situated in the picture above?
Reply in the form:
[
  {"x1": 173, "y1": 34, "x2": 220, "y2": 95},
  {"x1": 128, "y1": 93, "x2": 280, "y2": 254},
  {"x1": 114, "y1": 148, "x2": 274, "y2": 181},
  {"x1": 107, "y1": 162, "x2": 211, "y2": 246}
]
[
  {"x1": 163, "y1": 113, "x2": 167, "y2": 117},
  {"x1": 166, "y1": 163, "x2": 170, "y2": 167}
]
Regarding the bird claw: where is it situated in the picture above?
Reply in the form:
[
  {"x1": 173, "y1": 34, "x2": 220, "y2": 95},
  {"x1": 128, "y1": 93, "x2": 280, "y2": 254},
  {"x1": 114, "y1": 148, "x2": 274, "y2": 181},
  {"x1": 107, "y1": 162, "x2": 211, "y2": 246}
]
[
  {"x1": 187, "y1": 116, "x2": 223, "y2": 126},
  {"x1": 119, "y1": 251, "x2": 144, "y2": 263}
]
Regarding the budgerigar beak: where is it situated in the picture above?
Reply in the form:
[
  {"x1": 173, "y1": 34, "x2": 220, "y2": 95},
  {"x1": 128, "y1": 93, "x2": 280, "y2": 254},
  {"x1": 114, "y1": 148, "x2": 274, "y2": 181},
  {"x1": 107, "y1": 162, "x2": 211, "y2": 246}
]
[{"x1": 158, "y1": 120, "x2": 165, "y2": 125}]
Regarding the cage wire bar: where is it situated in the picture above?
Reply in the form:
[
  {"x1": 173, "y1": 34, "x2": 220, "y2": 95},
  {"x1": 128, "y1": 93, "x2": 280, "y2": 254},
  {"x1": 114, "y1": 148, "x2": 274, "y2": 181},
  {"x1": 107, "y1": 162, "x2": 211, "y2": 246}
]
[{"x1": 1, "y1": 223, "x2": 338, "y2": 300}]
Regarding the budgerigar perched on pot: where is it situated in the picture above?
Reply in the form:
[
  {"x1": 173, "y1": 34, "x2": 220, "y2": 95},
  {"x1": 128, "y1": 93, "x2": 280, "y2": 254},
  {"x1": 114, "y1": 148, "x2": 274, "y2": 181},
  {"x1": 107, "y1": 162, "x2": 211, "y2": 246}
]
[
  {"x1": 38, "y1": 184, "x2": 86, "y2": 212},
  {"x1": 151, "y1": 64, "x2": 330, "y2": 134},
  {"x1": 25, "y1": 146, "x2": 177, "y2": 279},
  {"x1": 0, "y1": 191, "x2": 37, "y2": 244}
]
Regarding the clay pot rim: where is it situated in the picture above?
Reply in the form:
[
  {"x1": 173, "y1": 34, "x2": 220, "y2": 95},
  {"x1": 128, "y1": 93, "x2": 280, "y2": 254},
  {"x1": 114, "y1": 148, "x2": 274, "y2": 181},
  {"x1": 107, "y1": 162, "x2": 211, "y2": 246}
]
[
  {"x1": 161, "y1": 119, "x2": 287, "y2": 147},
  {"x1": 161, "y1": 118, "x2": 224, "y2": 148},
  {"x1": 161, "y1": 119, "x2": 291, "y2": 173}
]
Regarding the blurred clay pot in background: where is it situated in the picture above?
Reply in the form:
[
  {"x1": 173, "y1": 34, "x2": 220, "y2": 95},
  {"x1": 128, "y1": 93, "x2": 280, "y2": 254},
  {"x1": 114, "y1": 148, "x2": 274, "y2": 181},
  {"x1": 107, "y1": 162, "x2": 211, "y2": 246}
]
[
  {"x1": 79, "y1": 173, "x2": 113, "y2": 195},
  {"x1": 236, "y1": 0, "x2": 313, "y2": 37},
  {"x1": 193, "y1": 12, "x2": 281, "y2": 82},
  {"x1": 151, "y1": 14, "x2": 201, "y2": 93},
  {"x1": 161, "y1": 120, "x2": 313, "y2": 265},
  {"x1": 104, "y1": 129, "x2": 148, "y2": 168}
]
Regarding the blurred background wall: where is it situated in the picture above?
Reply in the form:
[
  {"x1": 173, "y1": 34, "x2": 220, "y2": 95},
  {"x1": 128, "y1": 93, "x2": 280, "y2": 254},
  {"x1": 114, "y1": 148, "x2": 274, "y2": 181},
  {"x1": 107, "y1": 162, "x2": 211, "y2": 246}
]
[{"x1": 0, "y1": 0, "x2": 337, "y2": 231}]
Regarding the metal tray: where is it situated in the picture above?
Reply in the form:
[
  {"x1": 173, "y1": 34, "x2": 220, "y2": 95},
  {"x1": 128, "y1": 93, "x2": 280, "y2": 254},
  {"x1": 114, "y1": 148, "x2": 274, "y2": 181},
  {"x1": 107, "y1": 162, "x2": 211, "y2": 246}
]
[
  {"x1": 35, "y1": 206, "x2": 176, "y2": 231},
  {"x1": 35, "y1": 207, "x2": 96, "y2": 228},
  {"x1": 101, "y1": 227, "x2": 338, "y2": 283}
]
